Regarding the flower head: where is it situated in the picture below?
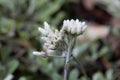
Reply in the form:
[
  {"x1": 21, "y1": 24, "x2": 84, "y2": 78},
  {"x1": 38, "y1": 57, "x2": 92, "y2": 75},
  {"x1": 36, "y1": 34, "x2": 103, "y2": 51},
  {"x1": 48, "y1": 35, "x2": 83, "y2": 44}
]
[
  {"x1": 33, "y1": 19, "x2": 87, "y2": 56},
  {"x1": 35, "y1": 22, "x2": 64, "y2": 55},
  {"x1": 41, "y1": 29, "x2": 63, "y2": 50},
  {"x1": 38, "y1": 22, "x2": 53, "y2": 36},
  {"x1": 61, "y1": 19, "x2": 87, "y2": 35}
]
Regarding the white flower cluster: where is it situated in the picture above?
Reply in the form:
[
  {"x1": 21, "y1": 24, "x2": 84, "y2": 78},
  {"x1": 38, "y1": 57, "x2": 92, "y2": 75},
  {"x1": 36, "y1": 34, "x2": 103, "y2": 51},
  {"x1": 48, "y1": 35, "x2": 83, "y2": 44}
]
[
  {"x1": 34, "y1": 22, "x2": 63, "y2": 55},
  {"x1": 61, "y1": 19, "x2": 87, "y2": 35},
  {"x1": 33, "y1": 19, "x2": 87, "y2": 55}
]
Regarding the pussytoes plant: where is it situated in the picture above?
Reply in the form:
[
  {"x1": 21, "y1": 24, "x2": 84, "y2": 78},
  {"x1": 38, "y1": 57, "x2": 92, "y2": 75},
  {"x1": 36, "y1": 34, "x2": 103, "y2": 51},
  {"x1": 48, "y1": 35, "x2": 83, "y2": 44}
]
[{"x1": 33, "y1": 19, "x2": 88, "y2": 80}]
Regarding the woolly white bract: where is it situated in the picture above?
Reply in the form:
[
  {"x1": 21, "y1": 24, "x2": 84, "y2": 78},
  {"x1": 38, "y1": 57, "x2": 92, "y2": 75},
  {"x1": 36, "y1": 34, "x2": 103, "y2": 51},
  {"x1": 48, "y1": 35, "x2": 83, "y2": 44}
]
[
  {"x1": 33, "y1": 51, "x2": 45, "y2": 55},
  {"x1": 61, "y1": 19, "x2": 87, "y2": 35},
  {"x1": 38, "y1": 22, "x2": 53, "y2": 36},
  {"x1": 33, "y1": 19, "x2": 87, "y2": 55},
  {"x1": 35, "y1": 22, "x2": 64, "y2": 55}
]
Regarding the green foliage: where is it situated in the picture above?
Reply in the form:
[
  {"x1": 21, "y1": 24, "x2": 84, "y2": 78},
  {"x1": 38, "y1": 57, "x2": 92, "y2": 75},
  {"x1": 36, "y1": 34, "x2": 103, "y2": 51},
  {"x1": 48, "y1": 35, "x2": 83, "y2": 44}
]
[
  {"x1": 0, "y1": 0, "x2": 66, "y2": 79},
  {"x1": 69, "y1": 69, "x2": 79, "y2": 80},
  {"x1": 92, "y1": 69, "x2": 114, "y2": 80},
  {"x1": 0, "y1": 0, "x2": 119, "y2": 80},
  {"x1": 79, "y1": 69, "x2": 115, "y2": 80}
]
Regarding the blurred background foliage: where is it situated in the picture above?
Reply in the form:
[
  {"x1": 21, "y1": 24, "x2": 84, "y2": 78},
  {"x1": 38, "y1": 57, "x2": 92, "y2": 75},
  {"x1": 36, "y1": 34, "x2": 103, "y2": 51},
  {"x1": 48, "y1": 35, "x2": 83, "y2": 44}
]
[{"x1": 0, "y1": 0, "x2": 120, "y2": 80}]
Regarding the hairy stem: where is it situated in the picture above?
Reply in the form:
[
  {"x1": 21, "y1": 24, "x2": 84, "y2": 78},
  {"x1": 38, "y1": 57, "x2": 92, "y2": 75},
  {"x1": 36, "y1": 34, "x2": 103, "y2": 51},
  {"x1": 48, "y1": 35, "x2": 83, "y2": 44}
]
[{"x1": 64, "y1": 39, "x2": 74, "y2": 80}]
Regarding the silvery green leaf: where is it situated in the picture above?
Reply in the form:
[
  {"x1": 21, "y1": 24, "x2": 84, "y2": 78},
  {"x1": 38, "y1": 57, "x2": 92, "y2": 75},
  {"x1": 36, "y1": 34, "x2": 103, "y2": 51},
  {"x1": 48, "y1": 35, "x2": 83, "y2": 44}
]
[
  {"x1": 69, "y1": 69, "x2": 79, "y2": 80},
  {"x1": 6, "y1": 60, "x2": 19, "y2": 74},
  {"x1": 106, "y1": 69, "x2": 114, "y2": 80},
  {"x1": 92, "y1": 72, "x2": 105, "y2": 80},
  {"x1": 0, "y1": 46, "x2": 12, "y2": 62},
  {"x1": 72, "y1": 43, "x2": 89, "y2": 57}
]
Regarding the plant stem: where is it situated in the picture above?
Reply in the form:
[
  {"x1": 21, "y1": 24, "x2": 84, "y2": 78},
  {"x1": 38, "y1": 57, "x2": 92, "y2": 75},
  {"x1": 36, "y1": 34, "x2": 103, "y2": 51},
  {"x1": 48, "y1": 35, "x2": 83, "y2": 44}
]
[
  {"x1": 64, "y1": 39, "x2": 74, "y2": 80},
  {"x1": 33, "y1": 51, "x2": 65, "y2": 58},
  {"x1": 71, "y1": 55, "x2": 90, "y2": 80},
  {"x1": 42, "y1": 55, "x2": 65, "y2": 58}
]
